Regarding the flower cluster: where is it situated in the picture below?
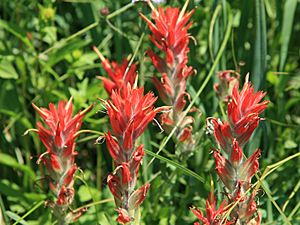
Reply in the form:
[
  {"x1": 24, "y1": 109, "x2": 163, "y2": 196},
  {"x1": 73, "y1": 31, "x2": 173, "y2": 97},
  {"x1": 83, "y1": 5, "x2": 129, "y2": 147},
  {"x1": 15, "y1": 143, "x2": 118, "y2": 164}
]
[
  {"x1": 93, "y1": 46, "x2": 137, "y2": 95},
  {"x1": 31, "y1": 98, "x2": 93, "y2": 224},
  {"x1": 192, "y1": 79, "x2": 268, "y2": 224},
  {"x1": 140, "y1": 2, "x2": 195, "y2": 156},
  {"x1": 104, "y1": 85, "x2": 163, "y2": 224}
]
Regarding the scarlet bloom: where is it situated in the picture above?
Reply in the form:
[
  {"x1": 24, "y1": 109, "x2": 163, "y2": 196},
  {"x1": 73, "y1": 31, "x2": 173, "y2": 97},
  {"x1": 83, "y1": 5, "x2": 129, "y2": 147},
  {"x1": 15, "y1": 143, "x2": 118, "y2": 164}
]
[
  {"x1": 206, "y1": 79, "x2": 268, "y2": 224},
  {"x1": 106, "y1": 85, "x2": 162, "y2": 150},
  {"x1": 31, "y1": 98, "x2": 93, "y2": 223},
  {"x1": 210, "y1": 80, "x2": 269, "y2": 151},
  {"x1": 190, "y1": 191, "x2": 232, "y2": 225},
  {"x1": 93, "y1": 46, "x2": 137, "y2": 95},
  {"x1": 104, "y1": 84, "x2": 163, "y2": 223},
  {"x1": 227, "y1": 81, "x2": 269, "y2": 145},
  {"x1": 141, "y1": 2, "x2": 196, "y2": 154}
]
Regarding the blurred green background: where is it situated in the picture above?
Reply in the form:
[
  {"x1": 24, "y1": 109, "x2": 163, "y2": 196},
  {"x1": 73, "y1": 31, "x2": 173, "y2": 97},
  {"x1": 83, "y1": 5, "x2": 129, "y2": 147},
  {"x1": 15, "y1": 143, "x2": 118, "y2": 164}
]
[{"x1": 0, "y1": 0, "x2": 299, "y2": 224}]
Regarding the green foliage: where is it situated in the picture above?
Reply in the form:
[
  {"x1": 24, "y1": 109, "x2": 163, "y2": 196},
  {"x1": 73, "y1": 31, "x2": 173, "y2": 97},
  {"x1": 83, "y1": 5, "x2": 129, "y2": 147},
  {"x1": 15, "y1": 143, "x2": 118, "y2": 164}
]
[{"x1": 0, "y1": 0, "x2": 299, "y2": 224}]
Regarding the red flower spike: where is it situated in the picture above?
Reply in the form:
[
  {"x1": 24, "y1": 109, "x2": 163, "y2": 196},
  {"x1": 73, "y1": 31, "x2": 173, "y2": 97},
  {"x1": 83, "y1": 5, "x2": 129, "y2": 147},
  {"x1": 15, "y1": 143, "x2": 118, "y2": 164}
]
[
  {"x1": 207, "y1": 79, "x2": 267, "y2": 223},
  {"x1": 32, "y1": 99, "x2": 92, "y2": 222},
  {"x1": 141, "y1": 3, "x2": 196, "y2": 151},
  {"x1": 106, "y1": 85, "x2": 162, "y2": 142},
  {"x1": 93, "y1": 46, "x2": 137, "y2": 96},
  {"x1": 228, "y1": 81, "x2": 269, "y2": 142},
  {"x1": 104, "y1": 84, "x2": 161, "y2": 222}
]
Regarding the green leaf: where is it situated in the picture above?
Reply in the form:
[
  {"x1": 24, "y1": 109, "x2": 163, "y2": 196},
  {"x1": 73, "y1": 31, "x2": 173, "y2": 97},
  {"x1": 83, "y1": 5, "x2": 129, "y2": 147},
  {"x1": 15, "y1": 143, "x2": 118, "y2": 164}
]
[
  {"x1": 0, "y1": 19, "x2": 33, "y2": 49},
  {"x1": 0, "y1": 60, "x2": 18, "y2": 79},
  {"x1": 43, "y1": 38, "x2": 90, "y2": 68},
  {"x1": 78, "y1": 185, "x2": 100, "y2": 202},
  {"x1": 252, "y1": 0, "x2": 267, "y2": 91},
  {"x1": 0, "y1": 153, "x2": 36, "y2": 180},
  {"x1": 279, "y1": 0, "x2": 297, "y2": 71},
  {"x1": 5, "y1": 211, "x2": 29, "y2": 225},
  {"x1": 284, "y1": 140, "x2": 297, "y2": 149},
  {"x1": 264, "y1": 0, "x2": 276, "y2": 19}
]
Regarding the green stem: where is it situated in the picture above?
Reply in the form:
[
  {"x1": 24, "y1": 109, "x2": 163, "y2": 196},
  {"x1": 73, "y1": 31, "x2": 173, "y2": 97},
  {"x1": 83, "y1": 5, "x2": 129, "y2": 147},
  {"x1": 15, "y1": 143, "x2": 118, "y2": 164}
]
[
  {"x1": 12, "y1": 200, "x2": 44, "y2": 225},
  {"x1": 106, "y1": 3, "x2": 135, "y2": 20}
]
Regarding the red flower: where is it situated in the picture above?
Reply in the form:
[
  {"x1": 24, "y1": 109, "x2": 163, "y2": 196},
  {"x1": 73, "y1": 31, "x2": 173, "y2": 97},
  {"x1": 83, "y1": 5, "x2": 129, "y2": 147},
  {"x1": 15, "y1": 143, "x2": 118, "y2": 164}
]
[
  {"x1": 104, "y1": 84, "x2": 162, "y2": 223},
  {"x1": 190, "y1": 191, "x2": 232, "y2": 225},
  {"x1": 106, "y1": 85, "x2": 162, "y2": 150},
  {"x1": 207, "y1": 79, "x2": 266, "y2": 224},
  {"x1": 33, "y1": 99, "x2": 93, "y2": 156},
  {"x1": 32, "y1": 98, "x2": 93, "y2": 222},
  {"x1": 140, "y1": 3, "x2": 195, "y2": 149},
  {"x1": 140, "y1": 6, "x2": 194, "y2": 69},
  {"x1": 93, "y1": 46, "x2": 137, "y2": 95},
  {"x1": 228, "y1": 81, "x2": 269, "y2": 145}
]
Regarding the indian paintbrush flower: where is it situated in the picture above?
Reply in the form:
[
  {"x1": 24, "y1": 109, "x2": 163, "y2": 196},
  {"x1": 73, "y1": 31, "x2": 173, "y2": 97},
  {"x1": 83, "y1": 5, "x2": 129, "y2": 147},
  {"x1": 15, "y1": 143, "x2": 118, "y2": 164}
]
[
  {"x1": 30, "y1": 98, "x2": 93, "y2": 224},
  {"x1": 208, "y1": 78, "x2": 268, "y2": 224},
  {"x1": 191, "y1": 77, "x2": 268, "y2": 224},
  {"x1": 212, "y1": 78, "x2": 269, "y2": 151},
  {"x1": 93, "y1": 46, "x2": 137, "y2": 96},
  {"x1": 140, "y1": 1, "x2": 196, "y2": 157},
  {"x1": 104, "y1": 84, "x2": 163, "y2": 224}
]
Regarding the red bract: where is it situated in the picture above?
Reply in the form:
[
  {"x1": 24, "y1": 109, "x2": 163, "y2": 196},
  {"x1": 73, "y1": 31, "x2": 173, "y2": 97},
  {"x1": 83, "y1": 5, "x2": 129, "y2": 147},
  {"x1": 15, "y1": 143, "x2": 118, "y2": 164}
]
[
  {"x1": 190, "y1": 191, "x2": 232, "y2": 225},
  {"x1": 140, "y1": 2, "x2": 196, "y2": 155},
  {"x1": 93, "y1": 46, "x2": 137, "y2": 95},
  {"x1": 214, "y1": 151, "x2": 236, "y2": 191},
  {"x1": 211, "y1": 80, "x2": 269, "y2": 151},
  {"x1": 107, "y1": 86, "x2": 162, "y2": 149},
  {"x1": 104, "y1": 84, "x2": 163, "y2": 223},
  {"x1": 228, "y1": 81, "x2": 269, "y2": 145},
  {"x1": 31, "y1": 98, "x2": 93, "y2": 223}
]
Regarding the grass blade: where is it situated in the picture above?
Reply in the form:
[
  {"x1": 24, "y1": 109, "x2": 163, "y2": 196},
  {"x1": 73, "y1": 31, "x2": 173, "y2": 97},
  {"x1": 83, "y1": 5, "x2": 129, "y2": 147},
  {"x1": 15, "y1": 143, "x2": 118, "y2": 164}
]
[
  {"x1": 252, "y1": 0, "x2": 267, "y2": 91},
  {"x1": 279, "y1": 0, "x2": 297, "y2": 71},
  {"x1": 144, "y1": 149, "x2": 204, "y2": 183}
]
